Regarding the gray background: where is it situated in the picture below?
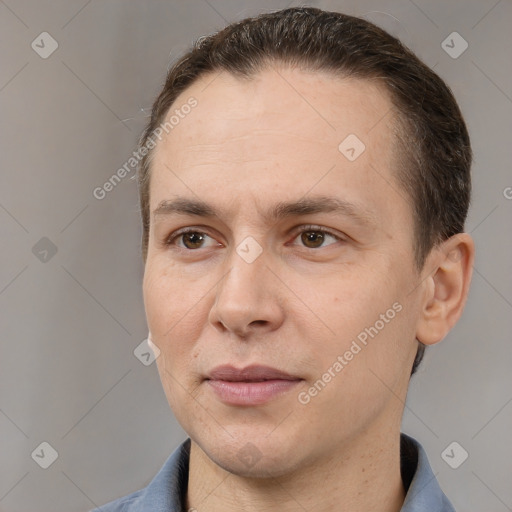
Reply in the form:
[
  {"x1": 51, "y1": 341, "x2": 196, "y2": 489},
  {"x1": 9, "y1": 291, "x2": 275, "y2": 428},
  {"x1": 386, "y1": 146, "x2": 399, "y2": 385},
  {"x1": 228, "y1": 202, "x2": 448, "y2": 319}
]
[{"x1": 0, "y1": 0, "x2": 511, "y2": 511}]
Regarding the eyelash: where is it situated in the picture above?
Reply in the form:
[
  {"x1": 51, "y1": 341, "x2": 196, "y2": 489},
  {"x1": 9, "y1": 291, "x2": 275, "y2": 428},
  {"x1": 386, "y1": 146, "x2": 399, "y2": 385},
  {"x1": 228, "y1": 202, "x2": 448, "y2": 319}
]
[{"x1": 164, "y1": 225, "x2": 345, "y2": 251}]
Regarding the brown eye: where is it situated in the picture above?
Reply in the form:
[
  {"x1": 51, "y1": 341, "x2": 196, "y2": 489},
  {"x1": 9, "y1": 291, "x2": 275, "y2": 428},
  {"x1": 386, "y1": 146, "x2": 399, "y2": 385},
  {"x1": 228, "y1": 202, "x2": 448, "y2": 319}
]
[
  {"x1": 165, "y1": 228, "x2": 220, "y2": 251},
  {"x1": 181, "y1": 232, "x2": 206, "y2": 249},
  {"x1": 291, "y1": 226, "x2": 341, "y2": 249},
  {"x1": 301, "y1": 231, "x2": 326, "y2": 248}
]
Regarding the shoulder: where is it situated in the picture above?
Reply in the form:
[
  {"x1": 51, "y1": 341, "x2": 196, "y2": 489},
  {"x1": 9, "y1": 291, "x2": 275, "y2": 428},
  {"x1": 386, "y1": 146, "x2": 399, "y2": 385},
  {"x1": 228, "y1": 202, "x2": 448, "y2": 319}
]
[
  {"x1": 90, "y1": 489, "x2": 144, "y2": 511},
  {"x1": 90, "y1": 438, "x2": 191, "y2": 512}
]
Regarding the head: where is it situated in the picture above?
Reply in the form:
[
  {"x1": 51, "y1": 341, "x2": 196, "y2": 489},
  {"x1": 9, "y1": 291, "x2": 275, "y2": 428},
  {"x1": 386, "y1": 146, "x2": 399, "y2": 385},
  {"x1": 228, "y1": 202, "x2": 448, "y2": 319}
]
[{"x1": 139, "y1": 7, "x2": 474, "y2": 476}]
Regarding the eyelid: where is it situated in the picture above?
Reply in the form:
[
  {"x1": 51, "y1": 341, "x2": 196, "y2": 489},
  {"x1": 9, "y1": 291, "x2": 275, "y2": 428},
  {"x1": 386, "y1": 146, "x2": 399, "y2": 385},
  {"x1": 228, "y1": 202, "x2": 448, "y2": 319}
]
[
  {"x1": 288, "y1": 224, "x2": 346, "y2": 243},
  {"x1": 285, "y1": 225, "x2": 346, "y2": 251},
  {"x1": 164, "y1": 226, "x2": 221, "y2": 249}
]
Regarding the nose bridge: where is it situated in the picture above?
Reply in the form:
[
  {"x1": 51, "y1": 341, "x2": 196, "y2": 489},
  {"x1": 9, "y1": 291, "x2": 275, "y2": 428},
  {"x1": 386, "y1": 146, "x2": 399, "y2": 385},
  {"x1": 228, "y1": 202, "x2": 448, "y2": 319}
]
[
  {"x1": 209, "y1": 238, "x2": 283, "y2": 335},
  {"x1": 218, "y1": 241, "x2": 270, "y2": 308}
]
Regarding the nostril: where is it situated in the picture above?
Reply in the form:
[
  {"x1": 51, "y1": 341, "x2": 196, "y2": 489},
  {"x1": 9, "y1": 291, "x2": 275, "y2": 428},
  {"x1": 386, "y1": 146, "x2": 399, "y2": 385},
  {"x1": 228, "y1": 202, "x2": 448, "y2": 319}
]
[{"x1": 249, "y1": 320, "x2": 267, "y2": 327}]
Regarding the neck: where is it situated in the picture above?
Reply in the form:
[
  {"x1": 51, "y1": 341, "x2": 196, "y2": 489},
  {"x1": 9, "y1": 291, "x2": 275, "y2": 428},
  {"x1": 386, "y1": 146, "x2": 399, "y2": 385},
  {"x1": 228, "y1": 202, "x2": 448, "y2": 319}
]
[{"x1": 186, "y1": 427, "x2": 406, "y2": 512}]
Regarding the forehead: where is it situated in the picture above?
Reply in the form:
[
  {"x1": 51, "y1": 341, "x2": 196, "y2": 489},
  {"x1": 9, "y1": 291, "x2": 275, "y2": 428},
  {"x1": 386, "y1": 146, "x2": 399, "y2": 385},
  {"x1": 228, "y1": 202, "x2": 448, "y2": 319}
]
[
  {"x1": 156, "y1": 67, "x2": 393, "y2": 156},
  {"x1": 149, "y1": 67, "x2": 407, "y2": 227}
]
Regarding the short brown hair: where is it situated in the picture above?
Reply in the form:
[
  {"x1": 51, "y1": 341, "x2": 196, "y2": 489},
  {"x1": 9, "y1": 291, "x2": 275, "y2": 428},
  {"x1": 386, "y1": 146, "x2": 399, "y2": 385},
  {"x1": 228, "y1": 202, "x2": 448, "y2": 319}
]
[{"x1": 136, "y1": 7, "x2": 472, "y2": 374}]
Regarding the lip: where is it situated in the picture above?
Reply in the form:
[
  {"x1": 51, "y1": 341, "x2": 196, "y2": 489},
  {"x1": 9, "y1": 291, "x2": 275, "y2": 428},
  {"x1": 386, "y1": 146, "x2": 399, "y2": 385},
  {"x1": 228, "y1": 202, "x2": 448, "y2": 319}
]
[
  {"x1": 205, "y1": 365, "x2": 303, "y2": 406},
  {"x1": 207, "y1": 364, "x2": 299, "y2": 382}
]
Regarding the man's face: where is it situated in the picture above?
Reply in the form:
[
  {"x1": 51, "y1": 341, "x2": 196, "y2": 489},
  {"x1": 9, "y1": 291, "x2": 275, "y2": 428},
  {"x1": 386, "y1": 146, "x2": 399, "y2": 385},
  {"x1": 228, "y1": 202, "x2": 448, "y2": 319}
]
[{"x1": 143, "y1": 68, "x2": 424, "y2": 476}]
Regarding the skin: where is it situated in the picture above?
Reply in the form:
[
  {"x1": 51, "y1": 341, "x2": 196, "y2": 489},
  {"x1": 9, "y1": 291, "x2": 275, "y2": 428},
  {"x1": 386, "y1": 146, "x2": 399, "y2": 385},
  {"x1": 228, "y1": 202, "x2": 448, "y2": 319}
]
[{"x1": 142, "y1": 67, "x2": 474, "y2": 512}]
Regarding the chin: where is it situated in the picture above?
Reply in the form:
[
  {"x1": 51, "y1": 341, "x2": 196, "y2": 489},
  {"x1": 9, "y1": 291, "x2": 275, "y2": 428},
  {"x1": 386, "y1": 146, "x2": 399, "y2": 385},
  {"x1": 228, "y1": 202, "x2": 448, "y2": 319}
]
[
  {"x1": 209, "y1": 445, "x2": 301, "y2": 479},
  {"x1": 192, "y1": 427, "x2": 308, "y2": 479}
]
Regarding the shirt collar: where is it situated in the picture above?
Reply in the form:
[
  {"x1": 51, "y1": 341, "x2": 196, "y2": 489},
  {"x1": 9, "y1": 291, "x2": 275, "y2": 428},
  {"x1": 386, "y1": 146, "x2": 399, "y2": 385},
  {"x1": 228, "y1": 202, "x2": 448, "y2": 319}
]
[
  {"x1": 110, "y1": 433, "x2": 455, "y2": 511},
  {"x1": 400, "y1": 434, "x2": 455, "y2": 511}
]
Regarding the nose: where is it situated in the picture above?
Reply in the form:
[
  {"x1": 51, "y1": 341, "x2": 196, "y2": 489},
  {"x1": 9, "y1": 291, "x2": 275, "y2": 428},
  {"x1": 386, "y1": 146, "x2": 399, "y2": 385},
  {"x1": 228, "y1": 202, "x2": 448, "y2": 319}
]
[{"x1": 208, "y1": 243, "x2": 285, "y2": 338}]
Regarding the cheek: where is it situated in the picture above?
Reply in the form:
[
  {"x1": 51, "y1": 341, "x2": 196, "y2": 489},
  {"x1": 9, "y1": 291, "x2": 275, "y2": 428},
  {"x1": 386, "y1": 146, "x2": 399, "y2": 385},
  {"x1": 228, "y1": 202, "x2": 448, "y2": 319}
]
[
  {"x1": 315, "y1": 268, "x2": 412, "y2": 369},
  {"x1": 143, "y1": 267, "x2": 196, "y2": 376},
  {"x1": 144, "y1": 262, "x2": 198, "y2": 333},
  {"x1": 302, "y1": 303, "x2": 414, "y2": 430},
  {"x1": 143, "y1": 269, "x2": 171, "y2": 332},
  {"x1": 147, "y1": 267, "x2": 203, "y2": 417}
]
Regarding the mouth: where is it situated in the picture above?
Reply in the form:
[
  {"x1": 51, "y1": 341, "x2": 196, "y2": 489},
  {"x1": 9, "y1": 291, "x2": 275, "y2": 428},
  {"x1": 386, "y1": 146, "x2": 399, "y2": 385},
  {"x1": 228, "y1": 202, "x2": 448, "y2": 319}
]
[
  {"x1": 205, "y1": 364, "x2": 303, "y2": 406},
  {"x1": 206, "y1": 364, "x2": 300, "y2": 382}
]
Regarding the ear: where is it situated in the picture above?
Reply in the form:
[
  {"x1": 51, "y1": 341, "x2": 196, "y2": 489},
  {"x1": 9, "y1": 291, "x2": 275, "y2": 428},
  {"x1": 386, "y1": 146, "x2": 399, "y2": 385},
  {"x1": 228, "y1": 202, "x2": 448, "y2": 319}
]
[{"x1": 416, "y1": 233, "x2": 475, "y2": 345}]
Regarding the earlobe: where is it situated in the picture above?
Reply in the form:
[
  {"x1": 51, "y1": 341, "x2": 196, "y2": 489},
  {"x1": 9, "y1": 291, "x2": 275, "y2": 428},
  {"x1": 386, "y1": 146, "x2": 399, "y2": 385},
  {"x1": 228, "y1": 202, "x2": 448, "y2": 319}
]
[{"x1": 415, "y1": 233, "x2": 475, "y2": 346}]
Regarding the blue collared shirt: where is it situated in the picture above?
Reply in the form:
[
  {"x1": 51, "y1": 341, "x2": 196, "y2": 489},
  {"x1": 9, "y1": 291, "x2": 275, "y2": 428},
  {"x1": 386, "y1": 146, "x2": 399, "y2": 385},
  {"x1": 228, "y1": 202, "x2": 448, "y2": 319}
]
[{"x1": 91, "y1": 433, "x2": 455, "y2": 511}]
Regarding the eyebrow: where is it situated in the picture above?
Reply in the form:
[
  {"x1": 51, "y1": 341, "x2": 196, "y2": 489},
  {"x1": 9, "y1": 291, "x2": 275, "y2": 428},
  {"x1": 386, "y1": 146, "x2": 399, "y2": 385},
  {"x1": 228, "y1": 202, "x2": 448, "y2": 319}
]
[{"x1": 153, "y1": 195, "x2": 377, "y2": 229}]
